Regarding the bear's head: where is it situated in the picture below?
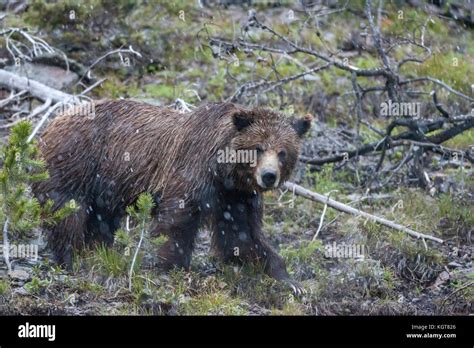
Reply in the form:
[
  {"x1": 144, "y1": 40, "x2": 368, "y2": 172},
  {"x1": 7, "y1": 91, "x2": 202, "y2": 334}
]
[{"x1": 219, "y1": 107, "x2": 312, "y2": 192}]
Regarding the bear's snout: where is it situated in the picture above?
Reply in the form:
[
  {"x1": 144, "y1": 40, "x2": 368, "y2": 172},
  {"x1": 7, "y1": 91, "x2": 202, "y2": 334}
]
[
  {"x1": 256, "y1": 151, "x2": 280, "y2": 189},
  {"x1": 261, "y1": 170, "x2": 277, "y2": 187}
]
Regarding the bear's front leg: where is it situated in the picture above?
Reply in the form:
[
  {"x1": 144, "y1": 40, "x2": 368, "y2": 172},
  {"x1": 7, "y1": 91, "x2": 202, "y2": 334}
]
[
  {"x1": 211, "y1": 189, "x2": 304, "y2": 294},
  {"x1": 151, "y1": 200, "x2": 201, "y2": 271}
]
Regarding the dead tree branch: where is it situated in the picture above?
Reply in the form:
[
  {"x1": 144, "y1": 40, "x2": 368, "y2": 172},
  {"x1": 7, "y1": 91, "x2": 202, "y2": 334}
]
[
  {"x1": 0, "y1": 69, "x2": 101, "y2": 141},
  {"x1": 2, "y1": 218, "x2": 11, "y2": 273},
  {"x1": 284, "y1": 182, "x2": 444, "y2": 244},
  {"x1": 77, "y1": 46, "x2": 142, "y2": 85},
  {"x1": 0, "y1": 69, "x2": 76, "y2": 103},
  {"x1": 301, "y1": 116, "x2": 474, "y2": 165},
  {"x1": 228, "y1": 63, "x2": 331, "y2": 102}
]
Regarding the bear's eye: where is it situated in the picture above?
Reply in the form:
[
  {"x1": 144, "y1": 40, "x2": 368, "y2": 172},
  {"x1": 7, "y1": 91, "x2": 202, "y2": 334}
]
[
  {"x1": 278, "y1": 150, "x2": 287, "y2": 161},
  {"x1": 255, "y1": 145, "x2": 264, "y2": 154}
]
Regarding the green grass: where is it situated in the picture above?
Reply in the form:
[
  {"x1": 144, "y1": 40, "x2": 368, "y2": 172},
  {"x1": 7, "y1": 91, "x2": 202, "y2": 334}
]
[
  {"x1": 281, "y1": 240, "x2": 324, "y2": 270},
  {"x1": 0, "y1": 279, "x2": 10, "y2": 295},
  {"x1": 24, "y1": 276, "x2": 51, "y2": 295},
  {"x1": 90, "y1": 244, "x2": 133, "y2": 278},
  {"x1": 271, "y1": 301, "x2": 306, "y2": 315},
  {"x1": 178, "y1": 292, "x2": 247, "y2": 315},
  {"x1": 306, "y1": 164, "x2": 344, "y2": 194},
  {"x1": 144, "y1": 84, "x2": 177, "y2": 101},
  {"x1": 444, "y1": 129, "x2": 474, "y2": 150},
  {"x1": 403, "y1": 53, "x2": 473, "y2": 95}
]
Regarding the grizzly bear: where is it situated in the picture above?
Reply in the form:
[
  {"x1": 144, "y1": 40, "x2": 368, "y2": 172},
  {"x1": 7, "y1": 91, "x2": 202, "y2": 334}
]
[{"x1": 32, "y1": 100, "x2": 312, "y2": 290}]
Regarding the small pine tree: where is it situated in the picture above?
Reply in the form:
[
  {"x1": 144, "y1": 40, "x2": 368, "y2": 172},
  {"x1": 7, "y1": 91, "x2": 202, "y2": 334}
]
[
  {"x1": 112, "y1": 192, "x2": 167, "y2": 290},
  {"x1": 0, "y1": 120, "x2": 77, "y2": 271}
]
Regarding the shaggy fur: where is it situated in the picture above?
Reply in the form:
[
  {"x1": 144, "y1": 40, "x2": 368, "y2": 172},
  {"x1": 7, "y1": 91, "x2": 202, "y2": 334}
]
[{"x1": 32, "y1": 100, "x2": 311, "y2": 282}]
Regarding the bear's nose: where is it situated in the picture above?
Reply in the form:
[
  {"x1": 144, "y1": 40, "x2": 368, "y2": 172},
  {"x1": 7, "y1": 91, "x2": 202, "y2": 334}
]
[{"x1": 261, "y1": 170, "x2": 277, "y2": 187}]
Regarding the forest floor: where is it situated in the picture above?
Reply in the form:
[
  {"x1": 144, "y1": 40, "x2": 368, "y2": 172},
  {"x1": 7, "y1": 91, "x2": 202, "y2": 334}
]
[{"x1": 0, "y1": 1, "x2": 472, "y2": 315}]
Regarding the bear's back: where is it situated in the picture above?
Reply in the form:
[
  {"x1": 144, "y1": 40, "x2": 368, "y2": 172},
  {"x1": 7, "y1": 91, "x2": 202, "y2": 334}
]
[{"x1": 38, "y1": 99, "x2": 240, "y2": 210}]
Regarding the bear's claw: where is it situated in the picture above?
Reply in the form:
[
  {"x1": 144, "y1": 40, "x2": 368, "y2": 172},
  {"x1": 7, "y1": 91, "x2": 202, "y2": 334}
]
[{"x1": 283, "y1": 279, "x2": 306, "y2": 297}]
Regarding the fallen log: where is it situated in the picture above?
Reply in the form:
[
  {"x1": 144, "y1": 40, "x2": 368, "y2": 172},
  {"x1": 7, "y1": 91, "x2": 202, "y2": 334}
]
[
  {"x1": 284, "y1": 181, "x2": 444, "y2": 244},
  {"x1": 0, "y1": 68, "x2": 75, "y2": 103},
  {"x1": 0, "y1": 69, "x2": 102, "y2": 141}
]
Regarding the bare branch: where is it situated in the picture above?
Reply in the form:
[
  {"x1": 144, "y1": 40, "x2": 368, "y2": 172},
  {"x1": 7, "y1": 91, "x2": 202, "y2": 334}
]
[
  {"x1": 0, "y1": 90, "x2": 27, "y2": 108},
  {"x1": 228, "y1": 63, "x2": 331, "y2": 102},
  {"x1": 3, "y1": 218, "x2": 11, "y2": 273},
  {"x1": 431, "y1": 90, "x2": 450, "y2": 118},
  {"x1": 400, "y1": 77, "x2": 474, "y2": 102},
  {"x1": 77, "y1": 46, "x2": 142, "y2": 85},
  {"x1": 301, "y1": 116, "x2": 474, "y2": 165},
  {"x1": 0, "y1": 98, "x2": 52, "y2": 129},
  {"x1": 284, "y1": 182, "x2": 443, "y2": 243},
  {"x1": 365, "y1": 0, "x2": 391, "y2": 72}
]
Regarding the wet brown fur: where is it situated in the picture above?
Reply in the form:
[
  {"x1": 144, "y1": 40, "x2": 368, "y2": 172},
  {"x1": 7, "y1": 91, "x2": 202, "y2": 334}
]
[{"x1": 32, "y1": 100, "x2": 311, "y2": 281}]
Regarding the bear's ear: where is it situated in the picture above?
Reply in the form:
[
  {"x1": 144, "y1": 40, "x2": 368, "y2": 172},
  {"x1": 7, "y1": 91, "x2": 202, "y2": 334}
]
[
  {"x1": 292, "y1": 113, "x2": 313, "y2": 137},
  {"x1": 232, "y1": 111, "x2": 254, "y2": 131}
]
